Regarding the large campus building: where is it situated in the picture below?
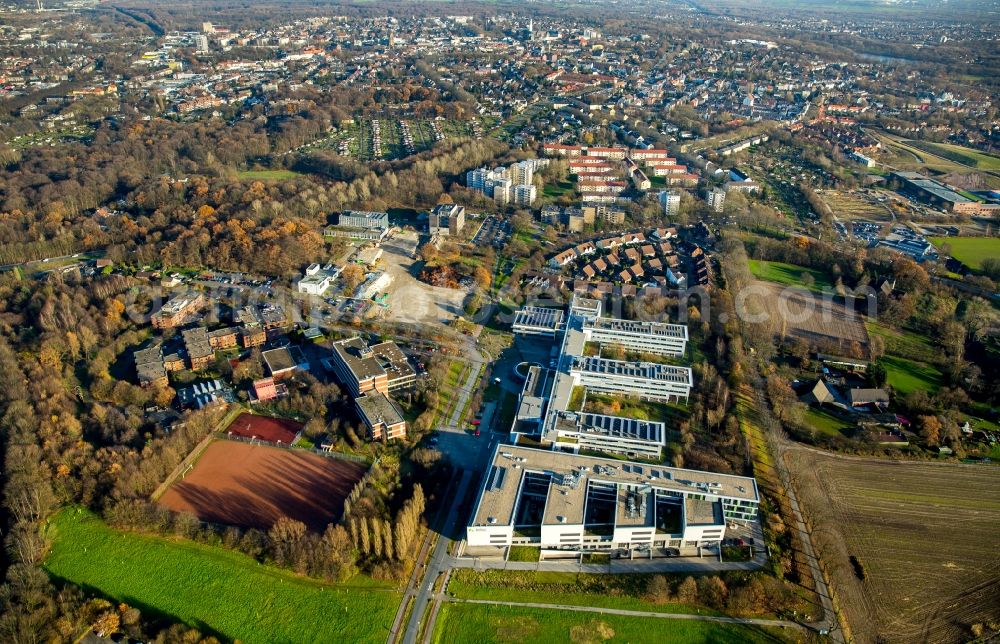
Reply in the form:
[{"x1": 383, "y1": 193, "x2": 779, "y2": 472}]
[
  {"x1": 467, "y1": 445, "x2": 759, "y2": 552},
  {"x1": 327, "y1": 337, "x2": 415, "y2": 441},
  {"x1": 323, "y1": 210, "x2": 392, "y2": 242},
  {"x1": 892, "y1": 171, "x2": 1000, "y2": 216},
  {"x1": 509, "y1": 296, "x2": 692, "y2": 460}
]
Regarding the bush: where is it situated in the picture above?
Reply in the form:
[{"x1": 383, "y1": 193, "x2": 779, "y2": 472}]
[{"x1": 697, "y1": 576, "x2": 728, "y2": 609}]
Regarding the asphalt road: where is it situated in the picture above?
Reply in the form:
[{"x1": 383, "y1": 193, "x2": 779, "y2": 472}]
[{"x1": 401, "y1": 469, "x2": 475, "y2": 644}]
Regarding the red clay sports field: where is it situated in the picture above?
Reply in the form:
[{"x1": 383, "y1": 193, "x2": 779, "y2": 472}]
[{"x1": 225, "y1": 412, "x2": 302, "y2": 444}]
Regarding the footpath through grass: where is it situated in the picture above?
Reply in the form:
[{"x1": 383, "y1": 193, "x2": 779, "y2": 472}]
[
  {"x1": 748, "y1": 259, "x2": 833, "y2": 292},
  {"x1": 448, "y1": 569, "x2": 720, "y2": 616},
  {"x1": 432, "y1": 602, "x2": 787, "y2": 644},
  {"x1": 44, "y1": 509, "x2": 400, "y2": 643}
]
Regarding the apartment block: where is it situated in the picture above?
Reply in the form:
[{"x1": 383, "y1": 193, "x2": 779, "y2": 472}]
[
  {"x1": 182, "y1": 327, "x2": 214, "y2": 371},
  {"x1": 659, "y1": 190, "x2": 681, "y2": 217},
  {"x1": 707, "y1": 188, "x2": 726, "y2": 213},
  {"x1": 151, "y1": 293, "x2": 206, "y2": 329}
]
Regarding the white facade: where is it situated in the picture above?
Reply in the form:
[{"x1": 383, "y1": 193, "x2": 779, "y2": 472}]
[
  {"x1": 570, "y1": 356, "x2": 693, "y2": 402},
  {"x1": 582, "y1": 318, "x2": 688, "y2": 357},
  {"x1": 492, "y1": 178, "x2": 512, "y2": 205},
  {"x1": 659, "y1": 190, "x2": 681, "y2": 217},
  {"x1": 355, "y1": 271, "x2": 392, "y2": 299},
  {"x1": 467, "y1": 445, "x2": 759, "y2": 551},
  {"x1": 512, "y1": 306, "x2": 565, "y2": 337},
  {"x1": 513, "y1": 183, "x2": 537, "y2": 206},
  {"x1": 707, "y1": 188, "x2": 726, "y2": 213},
  {"x1": 297, "y1": 274, "x2": 332, "y2": 295}
]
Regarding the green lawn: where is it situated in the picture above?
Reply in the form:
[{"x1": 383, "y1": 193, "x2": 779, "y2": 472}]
[
  {"x1": 928, "y1": 237, "x2": 1000, "y2": 271},
  {"x1": 882, "y1": 355, "x2": 943, "y2": 395},
  {"x1": 804, "y1": 407, "x2": 853, "y2": 438},
  {"x1": 748, "y1": 259, "x2": 833, "y2": 292},
  {"x1": 432, "y1": 603, "x2": 786, "y2": 644},
  {"x1": 236, "y1": 168, "x2": 303, "y2": 181},
  {"x1": 584, "y1": 393, "x2": 688, "y2": 425},
  {"x1": 447, "y1": 570, "x2": 721, "y2": 616},
  {"x1": 865, "y1": 321, "x2": 937, "y2": 364},
  {"x1": 507, "y1": 546, "x2": 541, "y2": 562},
  {"x1": 905, "y1": 141, "x2": 1000, "y2": 171},
  {"x1": 543, "y1": 179, "x2": 575, "y2": 199},
  {"x1": 44, "y1": 509, "x2": 400, "y2": 643}
]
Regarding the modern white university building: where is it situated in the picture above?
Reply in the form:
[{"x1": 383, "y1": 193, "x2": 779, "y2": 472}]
[
  {"x1": 509, "y1": 296, "x2": 692, "y2": 460},
  {"x1": 467, "y1": 445, "x2": 759, "y2": 551}
]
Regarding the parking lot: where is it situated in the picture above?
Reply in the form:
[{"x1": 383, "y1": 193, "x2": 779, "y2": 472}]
[{"x1": 471, "y1": 215, "x2": 511, "y2": 248}]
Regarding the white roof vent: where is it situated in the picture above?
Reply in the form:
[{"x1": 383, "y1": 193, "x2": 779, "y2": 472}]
[
  {"x1": 557, "y1": 516, "x2": 566, "y2": 523},
  {"x1": 487, "y1": 517, "x2": 497, "y2": 524}
]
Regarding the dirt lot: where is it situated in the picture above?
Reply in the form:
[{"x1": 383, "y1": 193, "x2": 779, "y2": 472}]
[
  {"x1": 225, "y1": 412, "x2": 302, "y2": 444},
  {"x1": 754, "y1": 281, "x2": 869, "y2": 351},
  {"x1": 818, "y1": 189, "x2": 894, "y2": 222},
  {"x1": 790, "y1": 449, "x2": 1000, "y2": 643},
  {"x1": 159, "y1": 441, "x2": 366, "y2": 531},
  {"x1": 379, "y1": 231, "x2": 468, "y2": 326}
]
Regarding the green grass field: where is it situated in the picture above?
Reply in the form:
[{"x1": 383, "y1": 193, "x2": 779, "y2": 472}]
[
  {"x1": 448, "y1": 570, "x2": 718, "y2": 616},
  {"x1": 906, "y1": 141, "x2": 1000, "y2": 171},
  {"x1": 804, "y1": 407, "x2": 853, "y2": 438},
  {"x1": 432, "y1": 602, "x2": 786, "y2": 644},
  {"x1": 748, "y1": 259, "x2": 833, "y2": 292},
  {"x1": 882, "y1": 355, "x2": 943, "y2": 395},
  {"x1": 865, "y1": 321, "x2": 937, "y2": 364},
  {"x1": 236, "y1": 168, "x2": 303, "y2": 181},
  {"x1": 928, "y1": 237, "x2": 1000, "y2": 271},
  {"x1": 584, "y1": 393, "x2": 688, "y2": 425},
  {"x1": 44, "y1": 509, "x2": 400, "y2": 643},
  {"x1": 543, "y1": 179, "x2": 575, "y2": 199}
]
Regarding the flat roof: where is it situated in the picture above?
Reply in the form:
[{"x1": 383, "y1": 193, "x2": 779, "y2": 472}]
[
  {"x1": 513, "y1": 306, "x2": 564, "y2": 331},
  {"x1": 159, "y1": 293, "x2": 201, "y2": 315},
  {"x1": 686, "y1": 497, "x2": 724, "y2": 526},
  {"x1": 182, "y1": 327, "x2": 213, "y2": 359},
  {"x1": 356, "y1": 391, "x2": 404, "y2": 427},
  {"x1": 896, "y1": 172, "x2": 972, "y2": 204},
  {"x1": 572, "y1": 356, "x2": 693, "y2": 384},
  {"x1": 575, "y1": 412, "x2": 665, "y2": 443},
  {"x1": 471, "y1": 445, "x2": 758, "y2": 528},
  {"x1": 262, "y1": 347, "x2": 297, "y2": 373},
  {"x1": 370, "y1": 341, "x2": 415, "y2": 383},
  {"x1": 517, "y1": 396, "x2": 545, "y2": 421},
  {"x1": 331, "y1": 337, "x2": 385, "y2": 381},
  {"x1": 587, "y1": 317, "x2": 688, "y2": 340}
]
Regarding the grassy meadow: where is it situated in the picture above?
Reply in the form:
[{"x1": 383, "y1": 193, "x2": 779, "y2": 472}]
[{"x1": 44, "y1": 509, "x2": 400, "y2": 643}]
